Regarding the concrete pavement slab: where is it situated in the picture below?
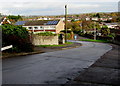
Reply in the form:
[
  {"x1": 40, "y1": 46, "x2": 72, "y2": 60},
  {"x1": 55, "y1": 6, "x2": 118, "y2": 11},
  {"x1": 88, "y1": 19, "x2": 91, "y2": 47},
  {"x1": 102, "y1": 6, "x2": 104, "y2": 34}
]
[
  {"x1": 68, "y1": 44, "x2": 119, "y2": 86},
  {"x1": 74, "y1": 67, "x2": 119, "y2": 85}
]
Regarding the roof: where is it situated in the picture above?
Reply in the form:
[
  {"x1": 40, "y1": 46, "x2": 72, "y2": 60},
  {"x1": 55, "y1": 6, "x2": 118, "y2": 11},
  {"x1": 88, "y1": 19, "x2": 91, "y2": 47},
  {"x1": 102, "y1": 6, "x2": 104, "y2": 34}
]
[
  {"x1": 46, "y1": 20, "x2": 59, "y2": 25},
  {"x1": 15, "y1": 21, "x2": 28, "y2": 25},
  {"x1": 15, "y1": 20, "x2": 60, "y2": 26},
  {"x1": 0, "y1": 17, "x2": 11, "y2": 25},
  {"x1": 102, "y1": 23, "x2": 118, "y2": 26}
]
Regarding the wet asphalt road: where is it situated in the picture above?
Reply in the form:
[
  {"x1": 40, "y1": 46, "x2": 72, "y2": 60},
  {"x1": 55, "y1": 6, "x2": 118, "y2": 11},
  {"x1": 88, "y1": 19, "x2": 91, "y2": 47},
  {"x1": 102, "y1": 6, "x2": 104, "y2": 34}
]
[{"x1": 2, "y1": 41, "x2": 112, "y2": 84}]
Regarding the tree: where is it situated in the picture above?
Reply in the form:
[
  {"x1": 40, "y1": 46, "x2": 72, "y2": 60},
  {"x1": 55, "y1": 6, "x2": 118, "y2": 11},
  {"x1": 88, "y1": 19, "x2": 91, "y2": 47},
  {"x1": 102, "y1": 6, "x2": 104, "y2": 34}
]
[
  {"x1": 96, "y1": 13, "x2": 100, "y2": 18},
  {"x1": 7, "y1": 15, "x2": 22, "y2": 22},
  {"x1": 76, "y1": 15, "x2": 79, "y2": 18},
  {"x1": 116, "y1": 17, "x2": 120, "y2": 22},
  {"x1": 82, "y1": 21, "x2": 100, "y2": 30},
  {"x1": 71, "y1": 21, "x2": 81, "y2": 33},
  {"x1": 0, "y1": 13, "x2": 2, "y2": 17},
  {"x1": 93, "y1": 13, "x2": 100, "y2": 18},
  {"x1": 71, "y1": 19, "x2": 75, "y2": 22},
  {"x1": 108, "y1": 33, "x2": 116, "y2": 41},
  {"x1": 101, "y1": 25, "x2": 110, "y2": 36},
  {"x1": 2, "y1": 24, "x2": 33, "y2": 52}
]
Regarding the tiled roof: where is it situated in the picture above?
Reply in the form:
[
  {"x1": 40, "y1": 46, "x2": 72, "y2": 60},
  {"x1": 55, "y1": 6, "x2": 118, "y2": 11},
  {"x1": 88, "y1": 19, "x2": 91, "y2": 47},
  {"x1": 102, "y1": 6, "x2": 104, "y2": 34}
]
[
  {"x1": 0, "y1": 17, "x2": 12, "y2": 25},
  {"x1": 15, "y1": 21, "x2": 28, "y2": 25},
  {"x1": 46, "y1": 20, "x2": 59, "y2": 25},
  {"x1": 15, "y1": 20, "x2": 60, "y2": 26},
  {"x1": 25, "y1": 20, "x2": 59, "y2": 26}
]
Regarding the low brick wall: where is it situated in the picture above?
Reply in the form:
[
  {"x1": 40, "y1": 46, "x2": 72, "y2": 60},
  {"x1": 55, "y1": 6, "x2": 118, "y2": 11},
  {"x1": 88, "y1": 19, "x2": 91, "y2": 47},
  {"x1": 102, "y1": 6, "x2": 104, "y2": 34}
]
[{"x1": 32, "y1": 35, "x2": 58, "y2": 45}]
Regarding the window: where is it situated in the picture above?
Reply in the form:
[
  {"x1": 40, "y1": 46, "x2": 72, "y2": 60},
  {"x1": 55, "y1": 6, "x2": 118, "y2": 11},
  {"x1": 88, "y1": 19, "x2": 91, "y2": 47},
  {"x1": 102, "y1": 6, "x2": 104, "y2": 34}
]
[
  {"x1": 34, "y1": 27, "x2": 38, "y2": 29},
  {"x1": 50, "y1": 26, "x2": 55, "y2": 28},
  {"x1": 40, "y1": 26, "x2": 43, "y2": 28},
  {"x1": 28, "y1": 27, "x2": 32, "y2": 29},
  {"x1": 45, "y1": 26, "x2": 49, "y2": 28}
]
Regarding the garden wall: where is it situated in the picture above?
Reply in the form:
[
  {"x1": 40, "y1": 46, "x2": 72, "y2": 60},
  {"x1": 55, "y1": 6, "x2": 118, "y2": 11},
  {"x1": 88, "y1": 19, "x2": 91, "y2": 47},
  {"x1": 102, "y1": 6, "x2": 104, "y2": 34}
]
[{"x1": 32, "y1": 35, "x2": 58, "y2": 45}]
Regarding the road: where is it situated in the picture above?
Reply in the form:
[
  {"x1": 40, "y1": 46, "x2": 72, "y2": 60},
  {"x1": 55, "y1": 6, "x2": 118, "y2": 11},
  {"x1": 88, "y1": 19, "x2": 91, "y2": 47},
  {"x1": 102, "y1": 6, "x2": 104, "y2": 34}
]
[{"x1": 2, "y1": 41, "x2": 112, "y2": 84}]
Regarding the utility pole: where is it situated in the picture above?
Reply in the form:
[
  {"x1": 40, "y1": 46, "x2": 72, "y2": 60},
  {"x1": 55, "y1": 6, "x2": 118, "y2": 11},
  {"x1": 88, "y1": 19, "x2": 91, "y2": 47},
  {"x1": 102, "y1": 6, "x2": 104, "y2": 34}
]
[
  {"x1": 65, "y1": 5, "x2": 67, "y2": 43},
  {"x1": 94, "y1": 22, "x2": 96, "y2": 40}
]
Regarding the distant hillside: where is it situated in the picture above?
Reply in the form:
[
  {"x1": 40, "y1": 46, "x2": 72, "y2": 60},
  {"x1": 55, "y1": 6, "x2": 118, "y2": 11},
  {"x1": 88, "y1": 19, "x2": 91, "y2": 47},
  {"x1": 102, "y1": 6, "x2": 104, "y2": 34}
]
[{"x1": 7, "y1": 12, "x2": 119, "y2": 21}]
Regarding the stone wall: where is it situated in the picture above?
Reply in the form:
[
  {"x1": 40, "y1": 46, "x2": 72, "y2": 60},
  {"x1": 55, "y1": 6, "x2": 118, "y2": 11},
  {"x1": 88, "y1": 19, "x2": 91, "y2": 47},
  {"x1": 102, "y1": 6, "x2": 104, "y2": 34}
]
[{"x1": 32, "y1": 34, "x2": 58, "y2": 45}]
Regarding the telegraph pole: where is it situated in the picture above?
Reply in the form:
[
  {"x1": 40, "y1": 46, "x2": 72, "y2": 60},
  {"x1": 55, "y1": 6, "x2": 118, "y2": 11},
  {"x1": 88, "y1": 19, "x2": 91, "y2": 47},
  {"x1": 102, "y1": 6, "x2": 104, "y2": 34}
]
[
  {"x1": 65, "y1": 5, "x2": 67, "y2": 43},
  {"x1": 94, "y1": 22, "x2": 96, "y2": 40}
]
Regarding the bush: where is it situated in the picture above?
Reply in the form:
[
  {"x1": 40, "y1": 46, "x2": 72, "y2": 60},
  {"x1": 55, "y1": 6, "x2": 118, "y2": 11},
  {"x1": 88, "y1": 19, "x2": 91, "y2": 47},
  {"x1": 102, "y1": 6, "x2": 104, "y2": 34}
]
[
  {"x1": 36, "y1": 32, "x2": 56, "y2": 36},
  {"x1": 2, "y1": 24, "x2": 34, "y2": 52},
  {"x1": 97, "y1": 36, "x2": 112, "y2": 41},
  {"x1": 78, "y1": 32, "x2": 84, "y2": 36},
  {"x1": 66, "y1": 33, "x2": 71, "y2": 39},
  {"x1": 115, "y1": 35, "x2": 120, "y2": 42}
]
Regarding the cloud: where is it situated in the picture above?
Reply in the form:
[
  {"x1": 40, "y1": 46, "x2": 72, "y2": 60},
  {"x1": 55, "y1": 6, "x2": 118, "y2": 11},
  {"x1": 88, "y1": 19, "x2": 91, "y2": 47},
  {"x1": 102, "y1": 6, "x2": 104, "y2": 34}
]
[
  {"x1": 68, "y1": 3, "x2": 100, "y2": 9},
  {"x1": 0, "y1": 2, "x2": 65, "y2": 15},
  {"x1": 0, "y1": 0, "x2": 119, "y2": 2},
  {"x1": 0, "y1": 1, "x2": 118, "y2": 15}
]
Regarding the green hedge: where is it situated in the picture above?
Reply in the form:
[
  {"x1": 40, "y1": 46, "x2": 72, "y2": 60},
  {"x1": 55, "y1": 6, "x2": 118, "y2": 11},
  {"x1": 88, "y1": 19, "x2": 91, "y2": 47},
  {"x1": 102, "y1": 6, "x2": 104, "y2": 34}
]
[
  {"x1": 36, "y1": 32, "x2": 57, "y2": 36},
  {"x1": 2, "y1": 24, "x2": 34, "y2": 52}
]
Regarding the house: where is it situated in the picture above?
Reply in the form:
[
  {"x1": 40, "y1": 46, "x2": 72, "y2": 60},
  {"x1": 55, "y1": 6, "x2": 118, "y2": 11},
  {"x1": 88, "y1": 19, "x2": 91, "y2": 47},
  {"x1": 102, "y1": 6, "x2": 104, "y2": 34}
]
[
  {"x1": 99, "y1": 18, "x2": 108, "y2": 21},
  {"x1": 37, "y1": 17, "x2": 51, "y2": 20},
  {"x1": 102, "y1": 23, "x2": 119, "y2": 29},
  {"x1": 85, "y1": 17, "x2": 90, "y2": 21},
  {"x1": 91, "y1": 17, "x2": 99, "y2": 21},
  {"x1": 15, "y1": 19, "x2": 65, "y2": 34},
  {"x1": 0, "y1": 17, "x2": 12, "y2": 52},
  {"x1": 0, "y1": 17, "x2": 11, "y2": 25}
]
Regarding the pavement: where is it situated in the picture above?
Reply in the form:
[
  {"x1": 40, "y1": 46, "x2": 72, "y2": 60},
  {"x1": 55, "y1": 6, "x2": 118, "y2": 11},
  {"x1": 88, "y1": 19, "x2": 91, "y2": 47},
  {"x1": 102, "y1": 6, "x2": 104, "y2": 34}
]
[
  {"x1": 34, "y1": 42, "x2": 82, "y2": 53},
  {"x1": 2, "y1": 41, "x2": 112, "y2": 85},
  {"x1": 2, "y1": 42, "x2": 81, "y2": 59},
  {"x1": 66, "y1": 44, "x2": 120, "y2": 86}
]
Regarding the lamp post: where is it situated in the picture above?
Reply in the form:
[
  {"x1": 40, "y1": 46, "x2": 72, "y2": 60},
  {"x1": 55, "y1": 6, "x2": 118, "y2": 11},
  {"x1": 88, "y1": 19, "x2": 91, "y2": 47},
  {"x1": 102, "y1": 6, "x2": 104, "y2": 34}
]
[{"x1": 65, "y1": 5, "x2": 67, "y2": 43}]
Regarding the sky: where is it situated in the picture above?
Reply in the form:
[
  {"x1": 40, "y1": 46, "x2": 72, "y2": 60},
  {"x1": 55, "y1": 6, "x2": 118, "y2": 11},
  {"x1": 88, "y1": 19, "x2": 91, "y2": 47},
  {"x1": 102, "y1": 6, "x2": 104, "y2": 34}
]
[{"x1": 0, "y1": 0, "x2": 119, "y2": 16}]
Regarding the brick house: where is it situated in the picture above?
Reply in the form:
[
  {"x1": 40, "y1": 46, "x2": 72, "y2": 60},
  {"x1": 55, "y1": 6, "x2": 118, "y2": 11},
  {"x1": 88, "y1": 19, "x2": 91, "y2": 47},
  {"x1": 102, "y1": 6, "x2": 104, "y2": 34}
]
[{"x1": 15, "y1": 20, "x2": 65, "y2": 34}]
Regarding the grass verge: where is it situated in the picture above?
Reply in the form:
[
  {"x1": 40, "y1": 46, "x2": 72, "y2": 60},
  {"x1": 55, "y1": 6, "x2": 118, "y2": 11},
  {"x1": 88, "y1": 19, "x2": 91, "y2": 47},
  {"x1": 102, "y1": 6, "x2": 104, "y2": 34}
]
[
  {"x1": 36, "y1": 42, "x2": 73, "y2": 48},
  {"x1": 79, "y1": 39, "x2": 110, "y2": 43}
]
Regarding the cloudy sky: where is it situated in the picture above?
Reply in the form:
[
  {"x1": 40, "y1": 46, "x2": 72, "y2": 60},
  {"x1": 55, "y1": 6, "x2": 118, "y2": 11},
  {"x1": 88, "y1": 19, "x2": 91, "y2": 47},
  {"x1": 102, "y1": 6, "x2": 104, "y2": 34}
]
[{"x1": 0, "y1": 0, "x2": 119, "y2": 15}]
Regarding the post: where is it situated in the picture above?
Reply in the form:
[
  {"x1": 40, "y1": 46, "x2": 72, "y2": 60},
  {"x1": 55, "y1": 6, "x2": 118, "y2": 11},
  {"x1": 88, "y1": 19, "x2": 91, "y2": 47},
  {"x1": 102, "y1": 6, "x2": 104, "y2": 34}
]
[
  {"x1": 32, "y1": 27, "x2": 34, "y2": 34},
  {"x1": 65, "y1": 5, "x2": 67, "y2": 43},
  {"x1": 94, "y1": 22, "x2": 96, "y2": 40}
]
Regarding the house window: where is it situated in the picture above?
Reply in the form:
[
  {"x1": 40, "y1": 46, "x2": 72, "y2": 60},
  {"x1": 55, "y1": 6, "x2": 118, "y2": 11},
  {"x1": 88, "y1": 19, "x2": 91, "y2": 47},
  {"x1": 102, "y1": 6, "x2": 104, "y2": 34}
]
[
  {"x1": 34, "y1": 27, "x2": 38, "y2": 29},
  {"x1": 28, "y1": 27, "x2": 32, "y2": 29},
  {"x1": 45, "y1": 26, "x2": 49, "y2": 28},
  {"x1": 50, "y1": 26, "x2": 55, "y2": 28}
]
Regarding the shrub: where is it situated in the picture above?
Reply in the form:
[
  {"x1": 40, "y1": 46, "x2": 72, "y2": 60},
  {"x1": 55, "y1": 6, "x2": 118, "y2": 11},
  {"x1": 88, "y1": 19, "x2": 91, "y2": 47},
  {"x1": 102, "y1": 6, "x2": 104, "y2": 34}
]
[
  {"x1": 2, "y1": 24, "x2": 34, "y2": 52},
  {"x1": 66, "y1": 33, "x2": 71, "y2": 39},
  {"x1": 36, "y1": 32, "x2": 56, "y2": 36}
]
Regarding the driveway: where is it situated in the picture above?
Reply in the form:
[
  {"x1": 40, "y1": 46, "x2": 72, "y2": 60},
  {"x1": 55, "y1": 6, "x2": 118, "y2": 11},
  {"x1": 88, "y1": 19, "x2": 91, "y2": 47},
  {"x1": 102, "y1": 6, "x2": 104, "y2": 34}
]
[{"x1": 2, "y1": 41, "x2": 112, "y2": 84}]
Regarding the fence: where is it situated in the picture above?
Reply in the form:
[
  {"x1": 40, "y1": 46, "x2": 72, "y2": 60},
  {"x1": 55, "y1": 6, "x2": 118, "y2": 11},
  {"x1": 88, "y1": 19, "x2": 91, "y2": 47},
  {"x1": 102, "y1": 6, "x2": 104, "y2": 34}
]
[{"x1": 1, "y1": 45, "x2": 13, "y2": 51}]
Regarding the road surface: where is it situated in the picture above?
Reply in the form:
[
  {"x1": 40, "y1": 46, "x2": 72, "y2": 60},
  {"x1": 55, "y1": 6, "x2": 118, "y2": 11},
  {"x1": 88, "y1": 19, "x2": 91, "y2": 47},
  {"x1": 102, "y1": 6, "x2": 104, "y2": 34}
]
[{"x1": 2, "y1": 41, "x2": 112, "y2": 84}]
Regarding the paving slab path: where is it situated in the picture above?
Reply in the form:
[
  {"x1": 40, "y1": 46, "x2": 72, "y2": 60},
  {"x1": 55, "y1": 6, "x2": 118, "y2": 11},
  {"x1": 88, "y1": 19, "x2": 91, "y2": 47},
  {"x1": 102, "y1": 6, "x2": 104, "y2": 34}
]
[
  {"x1": 2, "y1": 41, "x2": 112, "y2": 85},
  {"x1": 67, "y1": 44, "x2": 120, "y2": 86}
]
